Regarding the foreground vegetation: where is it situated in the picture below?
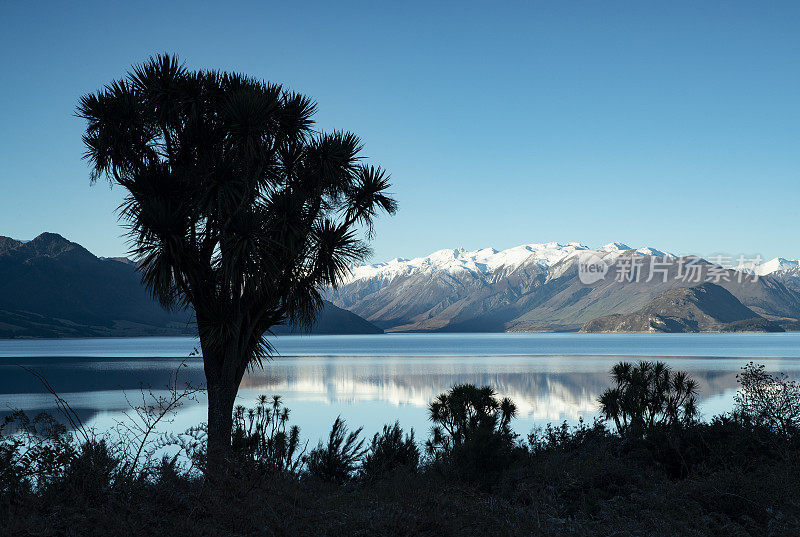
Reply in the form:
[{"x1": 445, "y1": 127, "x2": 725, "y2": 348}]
[{"x1": 3, "y1": 361, "x2": 800, "y2": 536}]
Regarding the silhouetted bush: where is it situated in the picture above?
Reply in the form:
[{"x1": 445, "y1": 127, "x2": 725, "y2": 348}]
[
  {"x1": 642, "y1": 414, "x2": 798, "y2": 478},
  {"x1": 527, "y1": 417, "x2": 611, "y2": 454},
  {"x1": 305, "y1": 417, "x2": 366, "y2": 484},
  {"x1": 0, "y1": 410, "x2": 75, "y2": 504},
  {"x1": 598, "y1": 360, "x2": 698, "y2": 438},
  {"x1": 426, "y1": 384, "x2": 517, "y2": 454},
  {"x1": 51, "y1": 439, "x2": 120, "y2": 500},
  {"x1": 735, "y1": 361, "x2": 800, "y2": 437},
  {"x1": 361, "y1": 422, "x2": 419, "y2": 480}
]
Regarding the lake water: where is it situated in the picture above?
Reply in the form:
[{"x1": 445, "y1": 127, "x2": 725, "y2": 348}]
[{"x1": 2, "y1": 333, "x2": 800, "y2": 445}]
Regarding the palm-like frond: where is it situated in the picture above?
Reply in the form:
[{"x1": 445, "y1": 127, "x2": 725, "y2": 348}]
[
  {"x1": 345, "y1": 165, "x2": 397, "y2": 238},
  {"x1": 78, "y1": 53, "x2": 396, "y2": 380}
]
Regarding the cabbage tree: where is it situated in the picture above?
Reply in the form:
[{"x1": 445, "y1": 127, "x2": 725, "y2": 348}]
[{"x1": 77, "y1": 54, "x2": 396, "y2": 472}]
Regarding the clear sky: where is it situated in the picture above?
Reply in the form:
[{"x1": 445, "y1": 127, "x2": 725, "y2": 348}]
[{"x1": 1, "y1": 1, "x2": 798, "y2": 263}]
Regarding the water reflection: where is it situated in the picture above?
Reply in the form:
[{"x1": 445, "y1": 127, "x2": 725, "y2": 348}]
[{"x1": 2, "y1": 352, "x2": 796, "y2": 442}]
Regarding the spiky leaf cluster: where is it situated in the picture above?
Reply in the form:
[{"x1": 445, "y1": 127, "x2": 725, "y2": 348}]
[
  {"x1": 77, "y1": 54, "x2": 396, "y2": 367},
  {"x1": 598, "y1": 361, "x2": 698, "y2": 438}
]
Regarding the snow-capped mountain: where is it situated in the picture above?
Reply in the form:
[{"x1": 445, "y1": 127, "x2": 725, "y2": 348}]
[
  {"x1": 344, "y1": 241, "x2": 671, "y2": 286},
  {"x1": 329, "y1": 241, "x2": 800, "y2": 332},
  {"x1": 733, "y1": 257, "x2": 800, "y2": 277}
]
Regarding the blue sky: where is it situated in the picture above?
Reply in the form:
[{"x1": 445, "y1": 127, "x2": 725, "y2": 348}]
[{"x1": 1, "y1": 1, "x2": 798, "y2": 262}]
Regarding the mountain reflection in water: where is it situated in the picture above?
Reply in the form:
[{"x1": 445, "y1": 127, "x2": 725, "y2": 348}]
[{"x1": 2, "y1": 334, "x2": 800, "y2": 443}]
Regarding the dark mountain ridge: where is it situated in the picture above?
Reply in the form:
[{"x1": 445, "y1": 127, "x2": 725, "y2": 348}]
[
  {"x1": 0, "y1": 233, "x2": 186, "y2": 332},
  {"x1": 0, "y1": 233, "x2": 380, "y2": 338}
]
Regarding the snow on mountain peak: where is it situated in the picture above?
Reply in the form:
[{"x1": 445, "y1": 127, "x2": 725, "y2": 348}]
[
  {"x1": 733, "y1": 256, "x2": 800, "y2": 276},
  {"x1": 599, "y1": 242, "x2": 631, "y2": 252},
  {"x1": 635, "y1": 247, "x2": 669, "y2": 257},
  {"x1": 761, "y1": 257, "x2": 800, "y2": 274},
  {"x1": 344, "y1": 241, "x2": 673, "y2": 284}
]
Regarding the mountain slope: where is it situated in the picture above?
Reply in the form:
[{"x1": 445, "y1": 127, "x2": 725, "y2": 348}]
[
  {"x1": 581, "y1": 283, "x2": 773, "y2": 333},
  {"x1": 0, "y1": 233, "x2": 379, "y2": 338},
  {"x1": 737, "y1": 257, "x2": 800, "y2": 293},
  {"x1": 507, "y1": 254, "x2": 800, "y2": 331},
  {"x1": 0, "y1": 233, "x2": 191, "y2": 333},
  {"x1": 0, "y1": 237, "x2": 23, "y2": 255},
  {"x1": 331, "y1": 242, "x2": 633, "y2": 331}
]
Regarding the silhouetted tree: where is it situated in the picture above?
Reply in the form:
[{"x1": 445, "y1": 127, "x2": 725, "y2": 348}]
[
  {"x1": 77, "y1": 54, "x2": 396, "y2": 473},
  {"x1": 598, "y1": 361, "x2": 698, "y2": 438}
]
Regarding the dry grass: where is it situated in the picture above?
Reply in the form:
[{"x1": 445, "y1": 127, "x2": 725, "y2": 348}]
[{"x1": 3, "y1": 436, "x2": 800, "y2": 537}]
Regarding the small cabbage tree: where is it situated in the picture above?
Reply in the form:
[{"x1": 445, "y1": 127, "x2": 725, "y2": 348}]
[
  {"x1": 426, "y1": 384, "x2": 517, "y2": 456},
  {"x1": 77, "y1": 54, "x2": 396, "y2": 473},
  {"x1": 231, "y1": 395, "x2": 305, "y2": 474},
  {"x1": 598, "y1": 361, "x2": 698, "y2": 438}
]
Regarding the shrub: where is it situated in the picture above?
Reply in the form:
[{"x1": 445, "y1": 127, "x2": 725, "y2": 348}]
[
  {"x1": 426, "y1": 384, "x2": 517, "y2": 455},
  {"x1": 527, "y1": 417, "x2": 611, "y2": 454},
  {"x1": 53, "y1": 439, "x2": 120, "y2": 499},
  {"x1": 598, "y1": 361, "x2": 698, "y2": 438},
  {"x1": 735, "y1": 361, "x2": 800, "y2": 437},
  {"x1": 361, "y1": 422, "x2": 419, "y2": 480},
  {"x1": 0, "y1": 410, "x2": 76, "y2": 501},
  {"x1": 5, "y1": 382, "x2": 800, "y2": 535},
  {"x1": 642, "y1": 414, "x2": 797, "y2": 478},
  {"x1": 305, "y1": 417, "x2": 366, "y2": 484}
]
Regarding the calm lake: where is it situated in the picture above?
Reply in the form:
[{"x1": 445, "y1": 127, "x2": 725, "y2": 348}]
[{"x1": 2, "y1": 333, "x2": 800, "y2": 445}]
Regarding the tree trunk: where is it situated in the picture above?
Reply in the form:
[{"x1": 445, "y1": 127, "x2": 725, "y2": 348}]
[
  {"x1": 198, "y1": 318, "x2": 251, "y2": 477},
  {"x1": 206, "y1": 380, "x2": 236, "y2": 476}
]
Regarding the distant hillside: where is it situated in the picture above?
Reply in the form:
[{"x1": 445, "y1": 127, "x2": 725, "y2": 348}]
[
  {"x1": 0, "y1": 233, "x2": 380, "y2": 338},
  {"x1": 581, "y1": 283, "x2": 782, "y2": 333},
  {"x1": 272, "y1": 301, "x2": 382, "y2": 335},
  {"x1": 0, "y1": 232, "x2": 193, "y2": 338}
]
